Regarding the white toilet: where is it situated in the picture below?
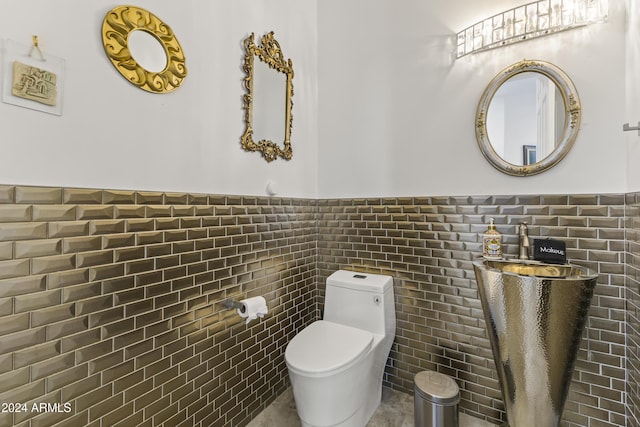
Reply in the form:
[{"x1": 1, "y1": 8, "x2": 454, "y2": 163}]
[{"x1": 285, "y1": 270, "x2": 396, "y2": 427}]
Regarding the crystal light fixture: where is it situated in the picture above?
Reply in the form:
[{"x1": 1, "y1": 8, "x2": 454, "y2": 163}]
[{"x1": 456, "y1": 0, "x2": 608, "y2": 58}]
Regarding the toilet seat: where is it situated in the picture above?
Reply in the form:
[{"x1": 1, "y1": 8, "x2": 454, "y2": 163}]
[{"x1": 285, "y1": 320, "x2": 373, "y2": 377}]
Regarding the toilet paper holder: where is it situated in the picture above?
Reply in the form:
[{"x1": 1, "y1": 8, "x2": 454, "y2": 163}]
[{"x1": 222, "y1": 299, "x2": 246, "y2": 313}]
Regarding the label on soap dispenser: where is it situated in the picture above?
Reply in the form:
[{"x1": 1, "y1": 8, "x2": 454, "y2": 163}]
[
  {"x1": 483, "y1": 218, "x2": 502, "y2": 259},
  {"x1": 483, "y1": 234, "x2": 502, "y2": 259}
]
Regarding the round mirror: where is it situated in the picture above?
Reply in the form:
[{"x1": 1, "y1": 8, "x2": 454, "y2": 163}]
[
  {"x1": 476, "y1": 60, "x2": 581, "y2": 176},
  {"x1": 102, "y1": 6, "x2": 187, "y2": 94}
]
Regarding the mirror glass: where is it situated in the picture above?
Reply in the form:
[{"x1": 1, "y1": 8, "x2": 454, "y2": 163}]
[
  {"x1": 476, "y1": 60, "x2": 581, "y2": 176},
  {"x1": 252, "y1": 57, "x2": 286, "y2": 145},
  {"x1": 486, "y1": 72, "x2": 566, "y2": 166},
  {"x1": 128, "y1": 30, "x2": 167, "y2": 72},
  {"x1": 240, "y1": 32, "x2": 294, "y2": 162}
]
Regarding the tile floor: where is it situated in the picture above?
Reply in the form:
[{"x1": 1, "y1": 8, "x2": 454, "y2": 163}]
[{"x1": 247, "y1": 387, "x2": 497, "y2": 427}]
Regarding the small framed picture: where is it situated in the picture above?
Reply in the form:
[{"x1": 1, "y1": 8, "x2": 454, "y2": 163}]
[
  {"x1": 1, "y1": 39, "x2": 65, "y2": 115},
  {"x1": 523, "y1": 145, "x2": 536, "y2": 165}
]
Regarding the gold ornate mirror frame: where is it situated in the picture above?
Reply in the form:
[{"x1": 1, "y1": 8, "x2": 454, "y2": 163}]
[
  {"x1": 101, "y1": 6, "x2": 187, "y2": 93},
  {"x1": 476, "y1": 59, "x2": 581, "y2": 176},
  {"x1": 241, "y1": 32, "x2": 294, "y2": 162}
]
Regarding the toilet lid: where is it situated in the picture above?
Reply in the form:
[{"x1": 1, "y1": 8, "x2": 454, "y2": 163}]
[{"x1": 285, "y1": 320, "x2": 373, "y2": 377}]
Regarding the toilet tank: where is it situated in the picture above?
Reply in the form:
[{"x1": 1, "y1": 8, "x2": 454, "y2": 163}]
[{"x1": 323, "y1": 270, "x2": 396, "y2": 337}]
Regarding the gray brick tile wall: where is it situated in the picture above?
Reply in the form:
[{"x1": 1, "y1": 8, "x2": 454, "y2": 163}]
[
  {"x1": 318, "y1": 194, "x2": 628, "y2": 426},
  {"x1": 0, "y1": 186, "x2": 636, "y2": 426},
  {"x1": 0, "y1": 185, "x2": 317, "y2": 427}
]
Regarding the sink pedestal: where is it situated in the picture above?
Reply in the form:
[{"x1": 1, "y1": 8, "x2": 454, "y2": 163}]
[{"x1": 472, "y1": 259, "x2": 597, "y2": 427}]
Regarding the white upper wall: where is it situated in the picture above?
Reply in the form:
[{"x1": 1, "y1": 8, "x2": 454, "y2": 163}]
[
  {"x1": 318, "y1": 0, "x2": 628, "y2": 198},
  {"x1": 0, "y1": 1, "x2": 633, "y2": 199},
  {"x1": 626, "y1": 0, "x2": 640, "y2": 192},
  {"x1": 0, "y1": 0, "x2": 318, "y2": 198}
]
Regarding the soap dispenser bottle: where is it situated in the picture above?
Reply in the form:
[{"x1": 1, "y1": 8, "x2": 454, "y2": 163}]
[{"x1": 483, "y1": 218, "x2": 503, "y2": 259}]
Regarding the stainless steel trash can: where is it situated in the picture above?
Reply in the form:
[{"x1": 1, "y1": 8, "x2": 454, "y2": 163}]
[{"x1": 414, "y1": 370, "x2": 460, "y2": 427}]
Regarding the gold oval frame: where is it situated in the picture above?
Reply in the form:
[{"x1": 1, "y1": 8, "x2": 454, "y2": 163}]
[
  {"x1": 101, "y1": 5, "x2": 187, "y2": 94},
  {"x1": 476, "y1": 60, "x2": 581, "y2": 176},
  {"x1": 241, "y1": 32, "x2": 294, "y2": 162}
]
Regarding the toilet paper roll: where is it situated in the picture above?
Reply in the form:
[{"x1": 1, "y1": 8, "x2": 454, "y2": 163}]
[{"x1": 237, "y1": 296, "x2": 268, "y2": 325}]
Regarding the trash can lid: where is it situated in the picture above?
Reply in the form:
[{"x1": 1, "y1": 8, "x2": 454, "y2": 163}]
[{"x1": 414, "y1": 371, "x2": 460, "y2": 405}]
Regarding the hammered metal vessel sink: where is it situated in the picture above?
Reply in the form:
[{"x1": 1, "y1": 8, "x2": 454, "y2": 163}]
[{"x1": 472, "y1": 259, "x2": 598, "y2": 427}]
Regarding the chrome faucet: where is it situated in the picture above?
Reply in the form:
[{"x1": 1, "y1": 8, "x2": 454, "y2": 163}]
[{"x1": 518, "y1": 222, "x2": 530, "y2": 260}]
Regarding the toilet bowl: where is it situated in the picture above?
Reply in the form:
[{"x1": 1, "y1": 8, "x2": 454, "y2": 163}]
[{"x1": 285, "y1": 270, "x2": 396, "y2": 427}]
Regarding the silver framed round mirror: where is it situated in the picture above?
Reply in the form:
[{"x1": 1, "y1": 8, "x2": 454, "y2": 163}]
[{"x1": 475, "y1": 60, "x2": 581, "y2": 176}]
